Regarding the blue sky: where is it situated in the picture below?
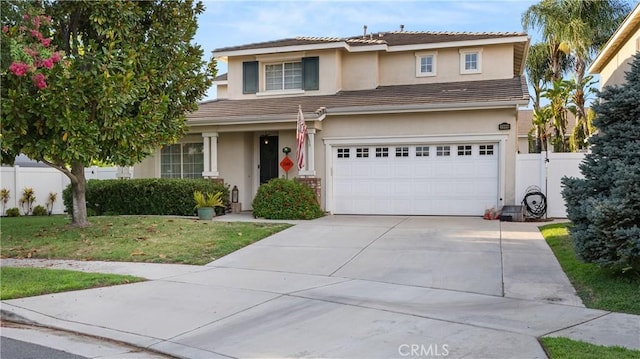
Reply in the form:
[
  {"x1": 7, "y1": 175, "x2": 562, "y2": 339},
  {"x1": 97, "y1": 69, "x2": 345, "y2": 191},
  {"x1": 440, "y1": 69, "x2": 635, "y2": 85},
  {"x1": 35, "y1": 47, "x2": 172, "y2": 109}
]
[{"x1": 194, "y1": 0, "x2": 540, "y2": 100}]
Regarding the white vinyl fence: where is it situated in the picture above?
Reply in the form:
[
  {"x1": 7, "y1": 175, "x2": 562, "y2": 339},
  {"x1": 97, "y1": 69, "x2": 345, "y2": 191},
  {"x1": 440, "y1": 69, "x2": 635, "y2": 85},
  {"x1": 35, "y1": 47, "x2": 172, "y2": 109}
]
[
  {"x1": 515, "y1": 152, "x2": 586, "y2": 218},
  {"x1": 0, "y1": 165, "x2": 120, "y2": 215}
]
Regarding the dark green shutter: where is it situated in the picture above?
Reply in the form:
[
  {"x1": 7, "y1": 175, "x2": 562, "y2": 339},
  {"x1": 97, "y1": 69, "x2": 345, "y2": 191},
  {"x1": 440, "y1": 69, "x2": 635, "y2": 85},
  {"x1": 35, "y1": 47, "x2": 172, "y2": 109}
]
[
  {"x1": 242, "y1": 61, "x2": 259, "y2": 94},
  {"x1": 302, "y1": 56, "x2": 319, "y2": 91}
]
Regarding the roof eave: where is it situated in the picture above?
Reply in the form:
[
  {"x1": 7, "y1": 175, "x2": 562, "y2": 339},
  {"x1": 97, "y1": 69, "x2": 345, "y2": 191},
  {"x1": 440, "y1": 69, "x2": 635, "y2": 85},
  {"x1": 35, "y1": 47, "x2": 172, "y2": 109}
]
[
  {"x1": 187, "y1": 99, "x2": 528, "y2": 126},
  {"x1": 213, "y1": 42, "x2": 348, "y2": 58},
  {"x1": 327, "y1": 100, "x2": 529, "y2": 115},
  {"x1": 386, "y1": 35, "x2": 530, "y2": 52},
  {"x1": 589, "y1": 3, "x2": 640, "y2": 74}
]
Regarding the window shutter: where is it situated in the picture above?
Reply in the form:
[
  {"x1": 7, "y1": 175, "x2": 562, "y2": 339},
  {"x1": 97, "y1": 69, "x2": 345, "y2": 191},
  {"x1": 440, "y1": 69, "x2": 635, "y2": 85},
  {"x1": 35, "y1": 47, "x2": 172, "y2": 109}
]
[
  {"x1": 242, "y1": 61, "x2": 259, "y2": 94},
  {"x1": 302, "y1": 56, "x2": 319, "y2": 91}
]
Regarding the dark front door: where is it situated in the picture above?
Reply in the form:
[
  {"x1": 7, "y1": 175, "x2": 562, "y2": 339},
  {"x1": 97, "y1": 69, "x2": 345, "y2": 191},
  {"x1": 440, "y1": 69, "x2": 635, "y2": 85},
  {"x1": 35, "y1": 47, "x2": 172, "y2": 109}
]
[{"x1": 260, "y1": 135, "x2": 279, "y2": 184}]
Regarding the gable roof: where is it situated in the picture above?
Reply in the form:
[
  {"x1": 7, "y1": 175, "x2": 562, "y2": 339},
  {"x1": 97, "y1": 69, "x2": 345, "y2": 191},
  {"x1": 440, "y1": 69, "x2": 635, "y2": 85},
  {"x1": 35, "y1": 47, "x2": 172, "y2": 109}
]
[
  {"x1": 589, "y1": 3, "x2": 640, "y2": 74},
  {"x1": 215, "y1": 31, "x2": 527, "y2": 52},
  {"x1": 214, "y1": 30, "x2": 530, "y2": 76},
  {"x1": 188, "y1": 76, "x2": 529, "y2": 125}
]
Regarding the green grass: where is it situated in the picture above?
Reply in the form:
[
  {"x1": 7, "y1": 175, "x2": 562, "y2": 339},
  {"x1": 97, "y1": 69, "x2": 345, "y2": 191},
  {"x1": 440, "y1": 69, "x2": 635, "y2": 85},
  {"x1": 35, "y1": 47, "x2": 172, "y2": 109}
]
[
  {"x1": 0, "y1": 215, "x2": 291, "y2": 265},
  {"x1": 540, "y1": 337, "x2": 640, "y2": 359},
  {"x1": 0, "y1": 267, "x2": 144, "y2": 300},
  {"x1": 540, "y1": 223, "x2": 640, "y2": 314}
]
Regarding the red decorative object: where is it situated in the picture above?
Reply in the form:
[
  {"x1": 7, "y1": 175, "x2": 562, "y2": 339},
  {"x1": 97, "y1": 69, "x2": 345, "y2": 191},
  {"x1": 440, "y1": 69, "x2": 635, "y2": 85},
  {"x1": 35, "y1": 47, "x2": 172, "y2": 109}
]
[{"x1": 280, "y1": 156, "x2": 294, "y2": 173}]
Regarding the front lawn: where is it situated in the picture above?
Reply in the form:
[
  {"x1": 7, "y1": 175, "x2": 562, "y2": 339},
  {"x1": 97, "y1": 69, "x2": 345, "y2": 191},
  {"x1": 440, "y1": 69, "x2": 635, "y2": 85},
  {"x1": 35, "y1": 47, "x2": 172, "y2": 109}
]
[
  {"x1": 0, "y1": 215, "x2": 291, "y2": 265},
  {"x1": 540, "y1": 223, "x2": 640, "y2": 315},
  {"x1": 1, "y1": 267, "x2": 144, "y2": 300},
  {"x1": 540, "y1": 337, "x2": 640, "y2": 359}
]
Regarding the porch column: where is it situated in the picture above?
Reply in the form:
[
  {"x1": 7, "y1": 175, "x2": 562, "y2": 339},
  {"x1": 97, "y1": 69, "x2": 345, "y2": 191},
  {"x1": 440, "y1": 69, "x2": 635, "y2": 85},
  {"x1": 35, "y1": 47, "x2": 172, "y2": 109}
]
[
  {"x1": 202, "y1": 132, "x2": 219, "y2": 178},
  {"x1": 299, "y1": 129, "x2": 316, "y2": 176}
]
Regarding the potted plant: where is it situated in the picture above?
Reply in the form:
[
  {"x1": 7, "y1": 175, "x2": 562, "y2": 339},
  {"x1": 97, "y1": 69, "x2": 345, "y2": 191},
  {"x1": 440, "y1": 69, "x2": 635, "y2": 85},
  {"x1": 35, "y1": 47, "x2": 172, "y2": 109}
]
[{"x1": 193, "y1": 191, "x2": 224, "y2": 220}]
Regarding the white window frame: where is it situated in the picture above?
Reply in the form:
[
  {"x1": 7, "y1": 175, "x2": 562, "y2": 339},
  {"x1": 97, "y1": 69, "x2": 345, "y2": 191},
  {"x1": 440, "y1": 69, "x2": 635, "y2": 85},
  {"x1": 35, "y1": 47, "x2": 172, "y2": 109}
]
[
  {"x1": 356, "y1": 147, "x2": 369, "y2": 158},
  {"x1": 415, "y1": 51, "x2": 437, "y2": 77},
  {"x1": 161, "y1": 143, "x2": 204, "y2": 179},
  {"x1": 337, "y1": 148, "x2": 350, "y2": 158},
  {"x1": 416, "y1": 146, "x2": 430, "y2": 157},
  {"x1": 459, "y1": 49, "x2": 482, "y2": 74},
  {"x1": 457, "y1": 145, "x2": 472, "y2": 156},
  {"x1": 264, "y1": 61, "x2": 302, "y2": 92},
  {"x1": 436, "y1": 145, "x2": 451, "y2": 157}
]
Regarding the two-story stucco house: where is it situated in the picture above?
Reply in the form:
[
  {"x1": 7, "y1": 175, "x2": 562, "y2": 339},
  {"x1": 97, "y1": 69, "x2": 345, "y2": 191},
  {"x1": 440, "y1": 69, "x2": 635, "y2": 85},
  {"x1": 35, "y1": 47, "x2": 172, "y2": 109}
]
[
  {"x1": 589, "y1": 2, "x2": 640, "y2": 88},
  {"x1": 134, "y1": 29, "x2": 530, "y2": 216}
]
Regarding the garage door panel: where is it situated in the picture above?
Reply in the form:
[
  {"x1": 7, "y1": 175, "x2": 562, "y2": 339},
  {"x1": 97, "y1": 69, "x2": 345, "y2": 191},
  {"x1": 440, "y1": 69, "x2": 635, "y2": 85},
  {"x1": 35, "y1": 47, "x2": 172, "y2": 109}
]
[{"x1": 333, "y1": 143, "x2": 499, "y2": 215}]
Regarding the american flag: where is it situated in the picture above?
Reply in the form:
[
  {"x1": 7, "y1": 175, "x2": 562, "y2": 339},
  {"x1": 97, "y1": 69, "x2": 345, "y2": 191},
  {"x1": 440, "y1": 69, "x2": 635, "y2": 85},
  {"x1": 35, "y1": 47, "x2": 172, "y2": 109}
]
[{"x1": 296, "y1": 105, "x2": 307, "y2": 170}]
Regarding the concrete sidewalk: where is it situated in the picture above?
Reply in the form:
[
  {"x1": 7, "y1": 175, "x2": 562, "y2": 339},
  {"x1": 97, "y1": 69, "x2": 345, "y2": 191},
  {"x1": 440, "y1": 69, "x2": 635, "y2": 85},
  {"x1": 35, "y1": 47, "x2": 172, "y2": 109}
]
[{"x1": 2, "y1": 216, "x2": 639, "y2": 358}]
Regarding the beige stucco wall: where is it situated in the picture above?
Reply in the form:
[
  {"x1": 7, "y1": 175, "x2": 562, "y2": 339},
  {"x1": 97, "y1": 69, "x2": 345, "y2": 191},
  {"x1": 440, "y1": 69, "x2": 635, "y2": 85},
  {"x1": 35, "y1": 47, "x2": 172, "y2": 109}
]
[
  {"x1": 133, "y1": 107, "x2": 520, "y2": 212},
  {"x1": 379, "y1": 44, "x2": 514, "y2": 85},
  {"x1": 224, "y1": 50, "x2": 340, "y2": 100},
  {"x1": 134, "y1": 154, "x2": 158, "y2": 178},
  {"x1": 599, "y1": 27, "x2": 640, "y2": 88},
  {"x1": 216, "y1": 84, "x2": 228, "y2": 99},
  {"x1": 222, "y1": 43, "x2": 515, "y2": 98},
  {"x1": 340, "y1": 51, "x2": 379, "y2": 90}
]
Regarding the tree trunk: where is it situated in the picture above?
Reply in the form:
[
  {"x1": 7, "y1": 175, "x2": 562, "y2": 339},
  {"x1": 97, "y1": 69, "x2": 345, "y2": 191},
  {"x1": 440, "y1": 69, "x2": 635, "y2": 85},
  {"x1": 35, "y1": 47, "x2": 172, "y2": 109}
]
[{"x1": 70, "y1": 161, "x2": 90, "y2": 227}]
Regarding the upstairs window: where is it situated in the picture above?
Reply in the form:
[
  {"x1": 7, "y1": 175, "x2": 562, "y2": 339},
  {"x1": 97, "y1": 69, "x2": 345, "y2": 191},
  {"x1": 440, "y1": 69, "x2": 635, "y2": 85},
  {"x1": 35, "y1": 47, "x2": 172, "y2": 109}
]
[
  {"x1": 415, "y1": 52, "x2": 437, "y2": 77},
  {"x1": 266, "y1": 62, "x2": 302, "y2": 91},
  {"x1": 460, "y1": 49, "x2": 482, "y2": 74}
]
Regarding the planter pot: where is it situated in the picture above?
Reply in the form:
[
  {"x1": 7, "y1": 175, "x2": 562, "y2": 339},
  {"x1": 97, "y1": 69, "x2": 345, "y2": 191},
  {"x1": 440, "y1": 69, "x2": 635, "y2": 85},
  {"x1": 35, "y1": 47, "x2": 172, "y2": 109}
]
[{"x1": 197, "y1": 207, "x2": 215, "y2": 220}]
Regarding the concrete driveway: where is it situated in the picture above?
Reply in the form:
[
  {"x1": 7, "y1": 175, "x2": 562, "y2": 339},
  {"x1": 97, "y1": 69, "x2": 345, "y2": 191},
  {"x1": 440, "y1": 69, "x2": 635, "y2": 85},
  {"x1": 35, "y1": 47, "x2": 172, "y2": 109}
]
[{"x1": 3, "y1": 215, "x2": 639, "y2": 358}]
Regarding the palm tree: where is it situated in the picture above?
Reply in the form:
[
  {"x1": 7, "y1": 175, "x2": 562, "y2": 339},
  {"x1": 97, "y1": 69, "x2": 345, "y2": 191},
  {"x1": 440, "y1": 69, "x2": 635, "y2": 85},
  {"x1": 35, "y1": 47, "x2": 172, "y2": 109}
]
[
  {"x1": 523, "y1": 0, "x2": 631, "y2": 152},
  {"x1": 560, "y1": 0, "x2": 630, "y2": 141},
  {"x1": 525, "y1": 43, "x2": 552, "y2": 152},
  {"x1": 522, "y1": 0, "x2": 571, "y2": 82}
]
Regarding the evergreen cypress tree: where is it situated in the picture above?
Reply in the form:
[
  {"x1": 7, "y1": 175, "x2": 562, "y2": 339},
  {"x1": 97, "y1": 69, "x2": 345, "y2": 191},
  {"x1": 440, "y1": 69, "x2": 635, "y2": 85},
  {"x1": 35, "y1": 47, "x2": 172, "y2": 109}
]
[{"x1": 561, "y1": 53, "x2": 640, "y2": 272}]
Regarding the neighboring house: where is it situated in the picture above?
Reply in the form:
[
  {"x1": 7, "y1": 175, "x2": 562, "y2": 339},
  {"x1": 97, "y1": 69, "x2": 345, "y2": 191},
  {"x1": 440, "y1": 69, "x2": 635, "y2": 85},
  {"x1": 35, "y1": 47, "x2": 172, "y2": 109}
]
[
  {"x1": 517, "y1": 109, "x2": 578, "y2": 154},
  {"x1": 589, "y1": 3, "x2": 640, "y2": 88},
  {"x1": 134, "y1": 28, "x2": 530, "y2": 216}
]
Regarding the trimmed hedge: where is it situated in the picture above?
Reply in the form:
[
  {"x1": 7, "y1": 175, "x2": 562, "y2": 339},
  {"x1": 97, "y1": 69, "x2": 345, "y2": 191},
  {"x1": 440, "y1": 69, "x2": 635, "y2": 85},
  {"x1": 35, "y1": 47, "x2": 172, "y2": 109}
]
[
  {"x1": 252, "y1": 178, "x2": 324, "y2": 220},
  {"x1": 63, "y1": 178, "x2": 229, "y2": 216}
]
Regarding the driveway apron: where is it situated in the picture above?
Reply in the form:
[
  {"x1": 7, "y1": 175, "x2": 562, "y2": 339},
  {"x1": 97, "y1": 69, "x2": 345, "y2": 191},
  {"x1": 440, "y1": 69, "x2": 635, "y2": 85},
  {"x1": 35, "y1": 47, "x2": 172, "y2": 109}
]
[{"x1": 3, "y1": 215, "x2": 638, "y2": 359}]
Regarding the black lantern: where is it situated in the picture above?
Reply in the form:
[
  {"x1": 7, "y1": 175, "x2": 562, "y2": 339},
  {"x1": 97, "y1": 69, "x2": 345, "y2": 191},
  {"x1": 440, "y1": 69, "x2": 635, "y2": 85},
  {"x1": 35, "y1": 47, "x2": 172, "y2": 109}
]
[
  {"x1": 231, "y1": 185, "x2": 239, "y2": 203},
  {"x1": 282, "y1": 146, "x2": 291, "y2": 155}
]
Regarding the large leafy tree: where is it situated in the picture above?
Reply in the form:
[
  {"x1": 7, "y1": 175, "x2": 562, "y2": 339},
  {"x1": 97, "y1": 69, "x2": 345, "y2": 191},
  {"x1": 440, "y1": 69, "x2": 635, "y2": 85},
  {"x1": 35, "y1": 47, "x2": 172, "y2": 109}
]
[
  {"x1": 1, "y1": 0, "x2": 215, "y2": 226},
  {"x1": 562, "y1": 53, "x2": 640, "y2": 272}
]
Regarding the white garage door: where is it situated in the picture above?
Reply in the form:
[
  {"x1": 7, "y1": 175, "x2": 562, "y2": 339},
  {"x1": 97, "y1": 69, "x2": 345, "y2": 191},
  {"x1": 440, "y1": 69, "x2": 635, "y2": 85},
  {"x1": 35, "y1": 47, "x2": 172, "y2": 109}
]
[{"x1": 332, "y1": 143, "x2": 499, "y2": 215}]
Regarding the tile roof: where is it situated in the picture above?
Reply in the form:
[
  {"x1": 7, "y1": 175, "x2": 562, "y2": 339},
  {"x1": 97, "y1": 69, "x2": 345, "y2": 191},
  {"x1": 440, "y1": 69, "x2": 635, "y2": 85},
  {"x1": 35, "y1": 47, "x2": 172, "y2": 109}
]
[
  {"x1": 214, "y1": 31, "x2": 528, "y2": 53},
  {"x1": 188, "y1": 76, "x2": 529, "y2": 123}
]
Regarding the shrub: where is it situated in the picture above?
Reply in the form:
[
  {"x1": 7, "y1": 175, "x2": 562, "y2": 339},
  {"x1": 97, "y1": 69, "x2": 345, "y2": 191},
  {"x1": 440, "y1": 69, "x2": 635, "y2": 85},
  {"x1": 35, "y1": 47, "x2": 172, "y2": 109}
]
[
  {"x1": 252, "y1": 178, "x2": 324, "y2": 220},
  {"x1": 63, "y1": 179, "x2": 229, "y2": 216},
  {"x1": 19, "y1": 187, "x2": 35, "y2": 215},
  {"x1": 6, "y1": 208, "x2": 20, "y2": 217},
  {"x1": 32, "y1": 205, "x2": 48, "y2": 216},
  {"x1": 561, "y1": 53, "x2": 640, "y2": 272}
]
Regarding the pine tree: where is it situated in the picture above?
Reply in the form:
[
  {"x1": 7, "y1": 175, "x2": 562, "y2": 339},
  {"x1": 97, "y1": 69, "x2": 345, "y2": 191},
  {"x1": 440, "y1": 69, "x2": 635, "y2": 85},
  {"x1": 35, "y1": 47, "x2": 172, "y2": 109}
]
[{"x1": 561, "y1": 53, "x2": 640, "y2": 272}]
